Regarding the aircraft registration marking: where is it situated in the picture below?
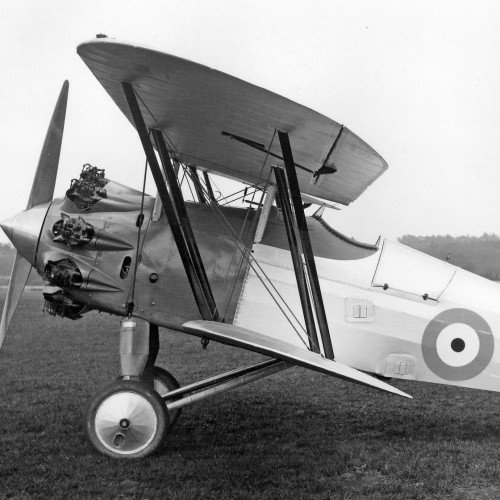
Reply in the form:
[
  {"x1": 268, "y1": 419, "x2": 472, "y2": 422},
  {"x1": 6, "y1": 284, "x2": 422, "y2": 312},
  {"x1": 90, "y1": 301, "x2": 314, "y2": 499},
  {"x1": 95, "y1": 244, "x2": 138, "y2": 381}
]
[{"x1": 421, "y1": 308, "x2": 494, "y2": 381}]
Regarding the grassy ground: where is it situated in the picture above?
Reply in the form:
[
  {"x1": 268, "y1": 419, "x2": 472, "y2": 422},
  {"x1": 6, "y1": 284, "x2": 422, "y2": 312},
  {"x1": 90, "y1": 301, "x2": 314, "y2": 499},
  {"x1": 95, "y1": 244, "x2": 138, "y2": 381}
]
[{"x1": 0, "y1": 290, "x2": 498, "y2": 499}]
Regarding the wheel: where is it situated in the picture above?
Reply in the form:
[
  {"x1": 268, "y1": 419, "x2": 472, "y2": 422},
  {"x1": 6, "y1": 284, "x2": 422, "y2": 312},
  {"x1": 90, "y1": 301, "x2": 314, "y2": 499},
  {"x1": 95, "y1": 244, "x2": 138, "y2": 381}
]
[
  {"x1": 152, "y1": 366, "x2": 182, "y2": 432},
  {"x1": 85, "y1": 379, "x2": 169, "y2": 458}
]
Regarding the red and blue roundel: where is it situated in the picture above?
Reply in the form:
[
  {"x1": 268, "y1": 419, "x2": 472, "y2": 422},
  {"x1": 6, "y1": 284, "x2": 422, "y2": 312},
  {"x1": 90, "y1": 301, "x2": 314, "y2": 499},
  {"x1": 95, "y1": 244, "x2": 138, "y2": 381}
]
[{"x1": 422, "y1": 308, "x2": 494, "y2": 381}]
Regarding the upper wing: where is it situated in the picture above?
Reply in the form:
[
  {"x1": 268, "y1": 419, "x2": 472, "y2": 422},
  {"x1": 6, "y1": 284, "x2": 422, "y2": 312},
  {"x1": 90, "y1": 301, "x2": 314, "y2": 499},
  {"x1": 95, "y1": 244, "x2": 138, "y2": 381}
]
[
  {"x1": 78, "y1": 39, "x2": 388, "y2": 205},
  {"x1": 183, "y1": 320, "x2": 411, "y2": 398}
]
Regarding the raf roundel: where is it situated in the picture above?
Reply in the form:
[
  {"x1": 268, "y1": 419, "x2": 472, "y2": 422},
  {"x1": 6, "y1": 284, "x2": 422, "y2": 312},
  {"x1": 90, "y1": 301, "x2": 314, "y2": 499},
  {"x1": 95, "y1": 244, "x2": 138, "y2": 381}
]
[{"x1": 422, "y1": 309, "x2": 494, "y2": 381}]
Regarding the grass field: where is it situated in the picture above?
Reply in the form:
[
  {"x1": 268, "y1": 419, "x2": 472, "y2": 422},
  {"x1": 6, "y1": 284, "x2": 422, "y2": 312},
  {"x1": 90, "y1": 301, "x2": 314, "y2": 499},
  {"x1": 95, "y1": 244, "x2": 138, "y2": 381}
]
[{"x1": 0, "y1": 289, "x2": 498, "y2": 499}]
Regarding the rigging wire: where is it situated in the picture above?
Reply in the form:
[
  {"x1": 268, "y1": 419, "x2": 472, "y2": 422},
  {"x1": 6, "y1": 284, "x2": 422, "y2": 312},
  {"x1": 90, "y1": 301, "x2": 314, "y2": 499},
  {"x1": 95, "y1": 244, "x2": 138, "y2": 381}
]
[
  {"x1": 181, "y1": 164, "x2": 198, "y2": 203},
  {"x1": 178, "y1": 167, "x2": 187, "y2": 189},
  {"x1": 218, "y1": 185, "x2": 258, "y2": 205},
  {"x1": 127, "y1": 154, "x2": 149, "y2": 315},
  {"x1": 221, "y1": 189, "x2": 260, "y2": 207},
  {"x1": 176, "y1": 157, "x2": 311, "y2": 349},
  {"x1": 127, "y1": 89, "x2": 313, "y2": 349}
]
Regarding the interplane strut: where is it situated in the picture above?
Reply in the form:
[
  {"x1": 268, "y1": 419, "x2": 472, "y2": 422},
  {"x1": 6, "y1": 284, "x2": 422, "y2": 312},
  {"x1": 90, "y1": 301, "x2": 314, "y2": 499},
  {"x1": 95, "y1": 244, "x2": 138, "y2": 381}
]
[
  {"x1": 121, "y1": 81, "x2": 219, "y2": 321},
  {"x1": 274, "y1": 167, "x2": 320, "y2": 353},
  {"x1": 276, "y1": 131, "x2": 335, "y2": 360}
]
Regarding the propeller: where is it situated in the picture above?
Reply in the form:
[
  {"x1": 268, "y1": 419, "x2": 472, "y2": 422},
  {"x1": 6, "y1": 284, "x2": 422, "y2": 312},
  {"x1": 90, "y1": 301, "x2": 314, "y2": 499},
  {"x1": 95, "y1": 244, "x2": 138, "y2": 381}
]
[{"x1": 0, "y1": 80, "x2": 69, "y2": 349}]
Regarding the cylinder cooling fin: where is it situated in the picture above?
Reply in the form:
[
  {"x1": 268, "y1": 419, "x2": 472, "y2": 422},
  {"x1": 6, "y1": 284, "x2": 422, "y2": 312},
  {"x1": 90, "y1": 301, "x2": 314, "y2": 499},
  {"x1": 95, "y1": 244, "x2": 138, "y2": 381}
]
[
  {"x1": 52, "y1": 214, "x2": 94, "y2": 246},
  {"x1": 43, "y1": 286, "x2": 87, "y2": 319},
  {"x1": 44, "y1": 258, "x2": 83, "y2": 288},
  {"x1": 66, "y1": 164, "x2": 108, "y2": 210}
]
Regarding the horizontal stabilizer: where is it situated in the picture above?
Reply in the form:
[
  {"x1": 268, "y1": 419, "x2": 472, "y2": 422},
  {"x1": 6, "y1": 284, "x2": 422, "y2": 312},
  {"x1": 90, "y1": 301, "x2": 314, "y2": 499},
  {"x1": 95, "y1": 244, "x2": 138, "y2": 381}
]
[{"x1": 183, "y1": 320, "x2": 411, "y2": 398}]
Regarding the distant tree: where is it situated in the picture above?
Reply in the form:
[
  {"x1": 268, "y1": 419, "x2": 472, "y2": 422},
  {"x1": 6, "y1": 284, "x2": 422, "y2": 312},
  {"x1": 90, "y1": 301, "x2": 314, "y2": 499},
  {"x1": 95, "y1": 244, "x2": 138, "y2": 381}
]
[{"x1": 399, "y1": 234, "x2": 500, "y2": 280}]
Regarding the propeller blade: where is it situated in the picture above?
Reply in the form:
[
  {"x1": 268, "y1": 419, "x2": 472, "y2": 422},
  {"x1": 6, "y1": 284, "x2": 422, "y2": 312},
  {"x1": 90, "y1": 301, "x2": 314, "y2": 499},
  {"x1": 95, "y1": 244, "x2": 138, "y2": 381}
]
[
  {"x1": 0, "y1": 253, "x2": 31, "y2": 349},
  {"x1": 0, "y1": 80, "x2": 69, "y2": 348},
  {"x1": 27, "y1": 80, "x2": 69, "y2": 209}
]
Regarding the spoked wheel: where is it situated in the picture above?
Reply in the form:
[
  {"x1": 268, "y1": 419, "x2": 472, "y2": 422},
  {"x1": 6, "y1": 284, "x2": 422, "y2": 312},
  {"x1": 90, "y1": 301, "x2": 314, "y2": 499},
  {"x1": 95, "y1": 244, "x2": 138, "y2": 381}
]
[
  {"x1": 85, "y1": 380, "x2": 169, "y2": 458},
  {"x1": 151, "y1": 366, "x2": 182, "y2": 432}
]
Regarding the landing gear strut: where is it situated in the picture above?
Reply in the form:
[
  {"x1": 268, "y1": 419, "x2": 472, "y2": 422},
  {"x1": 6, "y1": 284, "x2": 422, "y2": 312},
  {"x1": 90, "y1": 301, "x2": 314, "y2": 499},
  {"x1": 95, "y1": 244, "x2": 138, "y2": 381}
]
[
  {"x1": 84, "y1": 319, "x2": 182, "y2": 458},
  {"x1": 84, "y1": 319, "x2": 289, "y2": 459}
]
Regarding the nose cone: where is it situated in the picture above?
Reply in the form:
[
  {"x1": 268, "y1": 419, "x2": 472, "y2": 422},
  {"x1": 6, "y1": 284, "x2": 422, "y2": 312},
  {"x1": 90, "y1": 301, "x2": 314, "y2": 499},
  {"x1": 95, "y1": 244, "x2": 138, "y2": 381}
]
[
  {"x1": 1, "y1": 202, "x2": 50, "y2": 266},
  {"x1": 0, "y1": 215, "x2": 15, "y2": 242}
]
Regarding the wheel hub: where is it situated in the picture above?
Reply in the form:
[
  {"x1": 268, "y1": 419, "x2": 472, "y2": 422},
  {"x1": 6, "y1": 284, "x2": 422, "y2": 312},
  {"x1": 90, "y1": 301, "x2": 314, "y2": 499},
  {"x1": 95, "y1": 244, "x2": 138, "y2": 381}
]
[
  {"x1": 94, "y1": 391, "x2": 158, "y2": 455},
  {"x1": 119, "y1": 418, "x2": 130, "y2": 429}
]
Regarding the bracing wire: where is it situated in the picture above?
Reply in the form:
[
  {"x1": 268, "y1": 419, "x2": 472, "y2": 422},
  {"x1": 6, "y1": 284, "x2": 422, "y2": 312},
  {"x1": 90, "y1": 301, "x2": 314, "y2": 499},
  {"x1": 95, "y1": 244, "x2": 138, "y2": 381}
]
[
  {"x1": 175, "y1": 157, "x2": 312, "y2": 349},
  {"x1": 128, "y1": 154, "x2": 149, "y2": 315},
  {"x1": 127, "y1": 89, "x2": 314, "y2": 349}
]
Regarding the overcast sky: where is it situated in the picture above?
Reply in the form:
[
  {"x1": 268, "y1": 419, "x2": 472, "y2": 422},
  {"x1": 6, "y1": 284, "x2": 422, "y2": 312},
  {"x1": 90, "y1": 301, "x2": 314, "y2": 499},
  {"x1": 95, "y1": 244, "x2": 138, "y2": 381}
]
[{"x1": 1, "y1": 0, "x2": 500, "y2": 245}]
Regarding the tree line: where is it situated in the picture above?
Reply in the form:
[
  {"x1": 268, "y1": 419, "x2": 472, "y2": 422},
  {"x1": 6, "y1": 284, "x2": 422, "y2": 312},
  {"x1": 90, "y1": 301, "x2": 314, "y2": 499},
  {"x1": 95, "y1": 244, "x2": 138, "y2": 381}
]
[{"x1": 398, "y1": 233, "x2": 500, "y2": 281}]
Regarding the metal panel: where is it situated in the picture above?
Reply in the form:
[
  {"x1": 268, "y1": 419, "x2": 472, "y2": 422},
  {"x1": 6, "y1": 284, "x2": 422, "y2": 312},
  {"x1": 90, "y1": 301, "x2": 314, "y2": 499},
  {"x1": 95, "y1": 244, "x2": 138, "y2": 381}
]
[
  {"x1": 37, "y1": 195, "x2": 153, "y2": 315},
  {"x1": 133, "y1": 203, "x2": 257, "y2": 326},
  {"x1": 233, "y1": 243, "x2": 309, "y2": 348},
  {"x1": 78, "y1": 39, "x2": 388, "y2": 205}
]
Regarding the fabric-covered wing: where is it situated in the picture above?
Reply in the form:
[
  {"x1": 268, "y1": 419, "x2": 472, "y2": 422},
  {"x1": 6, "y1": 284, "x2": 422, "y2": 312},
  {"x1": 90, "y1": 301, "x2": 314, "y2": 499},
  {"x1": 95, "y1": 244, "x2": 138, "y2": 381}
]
[
  {"x1": 78, "y1": 39, "x2": 388, "y2": 205},
  {"x1": 183, "y1": 320, "x2": 411, "y2": 398}
]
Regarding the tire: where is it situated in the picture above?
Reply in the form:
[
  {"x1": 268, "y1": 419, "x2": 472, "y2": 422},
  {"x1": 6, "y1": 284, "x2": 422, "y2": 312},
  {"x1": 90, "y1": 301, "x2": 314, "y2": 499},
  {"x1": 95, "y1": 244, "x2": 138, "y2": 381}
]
[
  {"x1": 85, "y1": 379, "x2": 169, "y2": 458},
  {"x1": 152, "y1": 366, "x2": 182, "y2": 432}
]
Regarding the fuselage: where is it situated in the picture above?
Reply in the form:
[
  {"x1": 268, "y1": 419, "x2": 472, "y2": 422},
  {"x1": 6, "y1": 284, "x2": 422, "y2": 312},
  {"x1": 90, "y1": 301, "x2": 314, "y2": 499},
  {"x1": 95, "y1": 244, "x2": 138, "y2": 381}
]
[{"x1": 5, "y1": 178, "x2": 499, "y2": 393}]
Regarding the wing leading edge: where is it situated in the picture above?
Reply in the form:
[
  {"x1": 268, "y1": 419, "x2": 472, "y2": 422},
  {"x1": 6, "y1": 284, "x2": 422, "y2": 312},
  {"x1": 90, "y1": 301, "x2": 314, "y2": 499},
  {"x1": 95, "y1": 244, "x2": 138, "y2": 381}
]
[
  {"x1": 183, "y1": 320, "x2": 411, "y2": 398},
  {"x1": 77, "y1": 39, "x2": 388, "y2": 205}
]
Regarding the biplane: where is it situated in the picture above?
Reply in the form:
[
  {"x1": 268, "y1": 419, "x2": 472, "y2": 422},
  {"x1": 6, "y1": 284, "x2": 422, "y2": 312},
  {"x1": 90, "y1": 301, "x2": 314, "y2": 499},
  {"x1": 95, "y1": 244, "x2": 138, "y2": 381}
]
[{"x1": 1, "y1": 38, "x2": 498, "y2": 458}]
